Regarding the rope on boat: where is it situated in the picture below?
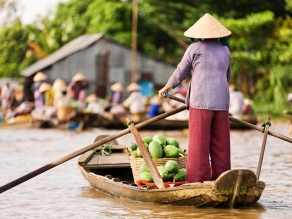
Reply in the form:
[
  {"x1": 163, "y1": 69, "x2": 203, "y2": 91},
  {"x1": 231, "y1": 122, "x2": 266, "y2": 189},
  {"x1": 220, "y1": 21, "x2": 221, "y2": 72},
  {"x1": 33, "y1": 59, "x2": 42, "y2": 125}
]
[{"x1": 261, "y1": 121, "x2": 271, "y2": 133}]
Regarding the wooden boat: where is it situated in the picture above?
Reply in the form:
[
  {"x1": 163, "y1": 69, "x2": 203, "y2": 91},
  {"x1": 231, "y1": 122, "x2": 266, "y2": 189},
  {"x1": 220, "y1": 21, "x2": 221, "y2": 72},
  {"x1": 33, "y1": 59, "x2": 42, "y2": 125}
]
[
  {"x1": 0, "y1": 114, "x2": 48, "y2": 129},
  {"x1": 78, "y1": 136, "x2": 265, "y2": 208},
  {"x1": 283, "y1": 110, "x2": 292, "y2": 116},
  {"x1": 229, "y1": 115, "x2": 258, "y2": 129},
  {"x1": 100, "y1": 112, "x2": 258, "y2": 130}
]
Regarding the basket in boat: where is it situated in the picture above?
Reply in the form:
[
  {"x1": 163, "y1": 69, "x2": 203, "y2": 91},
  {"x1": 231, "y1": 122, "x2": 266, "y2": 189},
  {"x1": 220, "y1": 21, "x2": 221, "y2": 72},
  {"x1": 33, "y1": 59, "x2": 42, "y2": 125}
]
[
  {"x1": 57, "y1": 106, "x2": 76, "y2": 122},
  {"x1": 129, "y1": 156, "x2": 187, "y2": 183}
]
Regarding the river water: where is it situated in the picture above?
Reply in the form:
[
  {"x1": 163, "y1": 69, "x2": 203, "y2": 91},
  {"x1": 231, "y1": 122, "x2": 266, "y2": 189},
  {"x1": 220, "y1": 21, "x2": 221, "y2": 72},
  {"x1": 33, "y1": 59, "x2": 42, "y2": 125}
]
[{"x1": 1, "y1": 120, "x2": 292, "y2": 219}]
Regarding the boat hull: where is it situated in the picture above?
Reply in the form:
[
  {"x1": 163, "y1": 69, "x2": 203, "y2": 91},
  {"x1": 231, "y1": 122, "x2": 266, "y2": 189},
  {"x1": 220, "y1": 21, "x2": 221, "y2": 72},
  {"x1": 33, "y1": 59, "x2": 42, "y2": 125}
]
[{"x1": 78, "y1": 165, "x2": 265, "y2": 207}]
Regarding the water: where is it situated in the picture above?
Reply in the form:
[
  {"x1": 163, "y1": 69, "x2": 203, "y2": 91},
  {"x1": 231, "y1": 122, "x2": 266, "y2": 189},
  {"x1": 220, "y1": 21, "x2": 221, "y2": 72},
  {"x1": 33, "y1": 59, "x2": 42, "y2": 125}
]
[{"x1": 1, "y1": 120, "x2": 292, "y2": 219}]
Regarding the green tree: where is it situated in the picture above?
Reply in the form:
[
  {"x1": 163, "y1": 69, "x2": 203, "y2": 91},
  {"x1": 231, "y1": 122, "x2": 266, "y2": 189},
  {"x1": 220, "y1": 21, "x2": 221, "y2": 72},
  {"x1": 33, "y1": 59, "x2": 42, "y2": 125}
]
[
  {"x1": 253, "y1": 15, "x2": 292, "y2": 114},
  {"x1": 0, "y1": 21, "x2": 29, "y2": 77},
  {"x1": 44, "y1": 0, "x2": 92, "y2": 46}
]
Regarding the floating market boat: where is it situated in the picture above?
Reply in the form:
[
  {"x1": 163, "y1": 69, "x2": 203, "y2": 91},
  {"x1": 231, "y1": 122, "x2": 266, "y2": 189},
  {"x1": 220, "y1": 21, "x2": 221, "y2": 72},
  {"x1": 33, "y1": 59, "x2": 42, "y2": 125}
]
[
  {"x1": 229, "y1": 115, "x2": 258, "y2": 129},
  {"x1": 78, "y1": 136, "x2": 265, "y2": 208},
  {"x1": 283, "y1": 110, "x2": 292, "y2": 116}
]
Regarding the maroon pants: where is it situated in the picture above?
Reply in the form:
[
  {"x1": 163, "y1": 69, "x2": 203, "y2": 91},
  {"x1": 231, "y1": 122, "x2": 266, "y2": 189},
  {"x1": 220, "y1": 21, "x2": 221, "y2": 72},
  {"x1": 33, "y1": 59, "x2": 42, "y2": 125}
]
[{"x1": 186, "y1": 107, "x2": 231, "y2": 183}]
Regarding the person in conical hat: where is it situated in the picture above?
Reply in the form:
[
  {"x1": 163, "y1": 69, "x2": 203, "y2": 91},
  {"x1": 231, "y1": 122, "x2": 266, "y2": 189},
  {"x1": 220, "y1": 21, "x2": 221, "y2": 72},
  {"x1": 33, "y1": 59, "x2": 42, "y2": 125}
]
[
  {"x1": 158, "y1": 13, "x2": 232, "y2": 183},
  {"x1": 52, "y1": 78, "x2": 66, "y2": 92},
  {"x1": 110, "y1": 82, "x2": 124, "y2": 105},
  {"x1": 39, "y1": 82, "x2": 51, "y2": 93},
  {"x1": 111, "y1": 82, "x2": 124, "y2": 92},
  {"x1": 39, "y1": 82, "x2": 54, "y2": 106},
  {"x1": 67, "y1": 72, "x2": 89, "y2": 101},
  {"x1": 123, "y1": 82, "x2": 144, "y2": 114},
  {"x1": 31, "y1": 72, "x2": 47, "y2": 108},
  {"x1": 33, "y1": 72, "x2": 47, "y2": 82},
  {"x1": 126, "y1": 82, "x2": 141, "y2": 92},
  {"x1": 52, "y1": 78, "x2": 70, "y2": 108},
  {"x1": 71, "y1": 72, "x2": 87, "y2": 82},
  {"x1": 86, "y1": 93, "x2": 98, "y2": 102},
  {"x1": 86, "y1": 93, "x2": 103, "y2": 115}
]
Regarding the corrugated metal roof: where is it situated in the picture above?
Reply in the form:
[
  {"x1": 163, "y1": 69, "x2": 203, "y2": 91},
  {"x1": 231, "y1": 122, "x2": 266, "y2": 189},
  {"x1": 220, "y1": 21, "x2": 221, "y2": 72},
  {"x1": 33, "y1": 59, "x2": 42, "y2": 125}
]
[{"x1": 21, "y1": 34, "x2": 103, "y2": 77}]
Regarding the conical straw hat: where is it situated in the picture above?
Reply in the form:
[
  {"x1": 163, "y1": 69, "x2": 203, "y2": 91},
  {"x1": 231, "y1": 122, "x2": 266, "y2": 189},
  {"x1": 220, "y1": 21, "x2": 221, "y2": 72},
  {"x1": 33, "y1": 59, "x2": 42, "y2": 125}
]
[
  {"x1": 150, "y1": 95, "x2": 161, "y2": 105},
  {"x1": 52, "y1": 78, "x2": 67, "y2": 92},
  {"x1": 111, "y1": 82, "x2": 124, "y2": 92},
  {"x1": 39, "y1": 82, "x2": 52, "y2": 93},
  {"x1": 86, "y1": 93, "x2": 98, "y2": 102},
  {"x1": 126, "y1": 83, "x2": 141, "y2": 92},
  {"x1": 33, "y1": 72, "x2": 47, "y2": 82},
  {"x1": 72, "y1": 72, "x2": 87, "y2": 82},
  {"x1": 184, "y1": 13, "x2": 231, "y2": 39}
]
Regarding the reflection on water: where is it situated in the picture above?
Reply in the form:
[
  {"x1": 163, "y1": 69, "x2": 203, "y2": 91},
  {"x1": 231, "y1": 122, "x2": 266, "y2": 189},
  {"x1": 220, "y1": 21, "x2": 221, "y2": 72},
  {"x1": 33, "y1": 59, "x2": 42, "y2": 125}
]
[{"x1": 1, "y1": 121, "x2": 292, "y2": 218}]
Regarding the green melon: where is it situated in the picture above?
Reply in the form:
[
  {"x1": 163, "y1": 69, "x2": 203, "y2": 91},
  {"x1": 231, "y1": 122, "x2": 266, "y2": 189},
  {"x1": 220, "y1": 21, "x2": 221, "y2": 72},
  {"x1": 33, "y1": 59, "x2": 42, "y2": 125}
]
[
  {"x1": 142, "y1": 136, "x2": 152, "y2": 144},
  {"x1": 152, "y1": 134, "x2": 166, "y2": 146},
  {"x1": 164, "y1": 160, "x2": 179, "y2": 173},
  {"x1": 140, "y1": 163, "x2": 149, "y2": 172},
  {"x1": 139, "y1": 172, "x2": 153, "y2": 182},
  {"x1": 163, "y1": 145, "x2": 180, "y2": 158},
  {"x1": 148, "y1": 141, "x2": 163, "y2": 158},
  {"x1": 129, "y1": 142, "x2": 138, "y2": 151},
  {"x1": 166, "y1": 137, "x2": 179, "y2": 148},
  {"x1": 173, "y1": 168, "x2": 186, "y2": 182},
  {"x1": 156, "y1": 166, "x2": 170, "y2": 181},
  {"x1": 177, "y1": 148, "x2": 186, "y2": 157},
  {"x1": 131, "y1": 150, "x2": 138, "y2": 158},
  {"x1": 136, "y1": 147, "x2": 142, "y2": 157}
]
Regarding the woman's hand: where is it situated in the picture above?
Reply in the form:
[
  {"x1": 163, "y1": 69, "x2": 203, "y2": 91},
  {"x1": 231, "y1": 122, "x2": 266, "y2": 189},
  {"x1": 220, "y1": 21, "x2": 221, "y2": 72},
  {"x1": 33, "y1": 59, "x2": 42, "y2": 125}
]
[{"x1": 158, "y1": 85, "x2": 171, "y2": 98}]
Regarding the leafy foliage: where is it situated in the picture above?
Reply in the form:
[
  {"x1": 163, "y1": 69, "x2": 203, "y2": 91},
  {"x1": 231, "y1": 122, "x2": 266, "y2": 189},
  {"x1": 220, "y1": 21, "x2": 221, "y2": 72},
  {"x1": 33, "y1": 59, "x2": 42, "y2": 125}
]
[{"x1": 0, "y1": 21, "x2": 29, "y2": 77}]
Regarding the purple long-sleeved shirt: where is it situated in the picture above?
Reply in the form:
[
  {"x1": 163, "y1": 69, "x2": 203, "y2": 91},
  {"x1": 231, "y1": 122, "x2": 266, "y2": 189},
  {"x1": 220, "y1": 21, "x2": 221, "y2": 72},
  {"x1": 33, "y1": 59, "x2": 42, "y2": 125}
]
[{"x1": 166, "y1": 39, "x2": 231, "y2": 110}]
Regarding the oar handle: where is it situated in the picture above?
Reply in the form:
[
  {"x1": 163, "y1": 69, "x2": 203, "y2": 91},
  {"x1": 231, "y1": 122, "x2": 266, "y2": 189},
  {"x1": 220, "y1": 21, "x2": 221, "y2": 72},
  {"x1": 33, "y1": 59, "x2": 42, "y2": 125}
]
[{"x1": 162, "y1": 92, "x2": 185, "y2": 104}]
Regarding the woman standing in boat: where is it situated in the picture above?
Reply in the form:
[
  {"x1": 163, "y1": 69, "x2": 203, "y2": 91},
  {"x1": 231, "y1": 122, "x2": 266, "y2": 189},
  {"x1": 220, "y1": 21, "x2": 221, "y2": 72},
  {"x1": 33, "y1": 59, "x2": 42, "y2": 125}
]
[{"x1": 158, "y1": 13, "x2": 232, "y2": 183}]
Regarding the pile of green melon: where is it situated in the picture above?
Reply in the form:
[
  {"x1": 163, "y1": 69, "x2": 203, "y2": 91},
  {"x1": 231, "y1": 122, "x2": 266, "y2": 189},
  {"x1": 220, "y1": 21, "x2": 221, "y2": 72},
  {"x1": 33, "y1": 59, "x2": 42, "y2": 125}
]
[
  {"x1": 139, "y1": 160, "x2": 186, "y2": 182},
  {"x1": 129, "y1": 134, "x2": 186, "y2": 158}
]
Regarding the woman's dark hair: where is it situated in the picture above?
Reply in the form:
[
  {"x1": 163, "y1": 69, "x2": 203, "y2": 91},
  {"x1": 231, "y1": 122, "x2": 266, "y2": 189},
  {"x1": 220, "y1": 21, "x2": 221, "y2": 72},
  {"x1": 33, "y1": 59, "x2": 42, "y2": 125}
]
[{"x1": 188, "y1": 37, "x2": 228, "y2": 46}]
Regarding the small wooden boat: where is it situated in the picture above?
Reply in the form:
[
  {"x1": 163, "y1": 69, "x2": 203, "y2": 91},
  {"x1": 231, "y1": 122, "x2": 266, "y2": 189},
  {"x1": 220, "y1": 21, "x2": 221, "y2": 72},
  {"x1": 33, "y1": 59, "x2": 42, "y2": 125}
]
[
  {"x1": 283, "y1": 110, "x2": 292, "y2": 116},
  {"x1": 0, "y1": 114, "x2": 48, "y2": 129},
  {"x1": 78, "y1": 137, "x2": 265, "y2": 208},
  {"x1": 229, "y1": 115, "x2": 258, "y2": 129}
]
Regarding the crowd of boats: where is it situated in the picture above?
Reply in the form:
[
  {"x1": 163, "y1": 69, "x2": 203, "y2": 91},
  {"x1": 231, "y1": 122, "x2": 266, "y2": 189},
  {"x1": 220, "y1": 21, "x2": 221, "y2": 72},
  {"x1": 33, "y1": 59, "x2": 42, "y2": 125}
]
[{"x1": 0, "y1": 72, "x2": 258, "y2": 131}]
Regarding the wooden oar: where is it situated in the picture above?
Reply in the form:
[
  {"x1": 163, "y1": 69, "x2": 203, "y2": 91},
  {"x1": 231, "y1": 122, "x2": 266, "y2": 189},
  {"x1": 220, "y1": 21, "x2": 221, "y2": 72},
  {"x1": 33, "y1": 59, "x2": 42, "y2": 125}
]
[
  {"x1": 127, "y1": 117, "x2": 165, "y2": 189},
  {"x1": 162, "y1": 92, "x2": 292, "y2": 144},
  {"x1": 256, "y1": 117, "x2": 271, "y2": 179},
  {"x1": 0, "y1": 105, "x2": 187, "y2": 194}
]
